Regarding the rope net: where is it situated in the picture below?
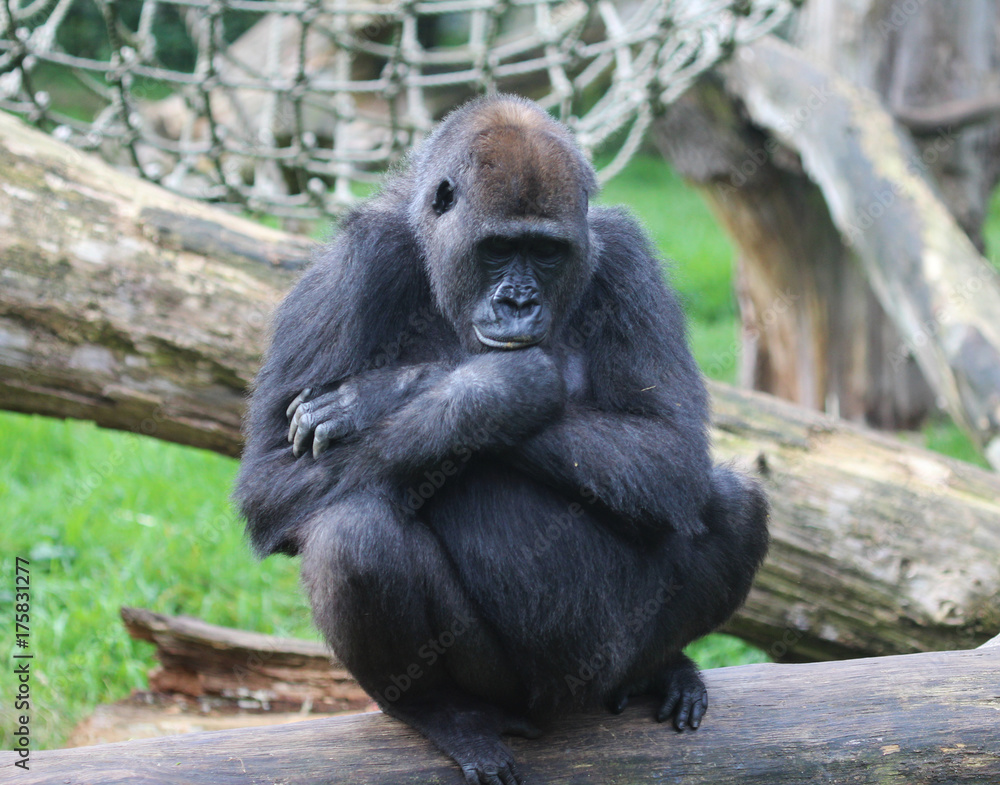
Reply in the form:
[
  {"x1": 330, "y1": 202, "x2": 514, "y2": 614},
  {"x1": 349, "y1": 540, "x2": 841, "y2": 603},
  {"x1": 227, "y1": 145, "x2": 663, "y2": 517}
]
[{"x1": 0, "y1": 0, "x2": 797, "y2": 219}]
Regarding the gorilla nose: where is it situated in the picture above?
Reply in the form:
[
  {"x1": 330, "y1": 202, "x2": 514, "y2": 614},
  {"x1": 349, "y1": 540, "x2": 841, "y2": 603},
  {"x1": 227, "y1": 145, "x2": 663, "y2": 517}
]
[{"x1": 493, "y1": 287, "x2": 540, "y2": 317}]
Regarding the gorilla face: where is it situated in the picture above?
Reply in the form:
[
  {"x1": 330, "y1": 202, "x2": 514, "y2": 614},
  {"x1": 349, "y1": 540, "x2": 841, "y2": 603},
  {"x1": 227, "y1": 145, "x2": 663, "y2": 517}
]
[
  {"x1": 409, "y1": 98, "x2": 597, "y2": 352},
  {"x1": 469, "y1": 234, "x2": 568, "y2": 349}
]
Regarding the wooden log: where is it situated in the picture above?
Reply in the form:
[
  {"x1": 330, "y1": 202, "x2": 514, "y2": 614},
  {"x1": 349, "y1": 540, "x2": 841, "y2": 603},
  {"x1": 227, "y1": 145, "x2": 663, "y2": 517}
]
[
  {"x1": 710, "y1": 382, "x2": 1000, "y2": 659},
  {"x1": 1, "y1": 109, "x2": 999, "y2": 660},
  {"x1": 0, "y1": 109, "x2": 308, "y2": 457},
  {"x1": 3, "y1": 646, "x2": 999, "y2": 783},
  {"x1": 120, "y1": 607, "x2": 369, "y2": 713}
]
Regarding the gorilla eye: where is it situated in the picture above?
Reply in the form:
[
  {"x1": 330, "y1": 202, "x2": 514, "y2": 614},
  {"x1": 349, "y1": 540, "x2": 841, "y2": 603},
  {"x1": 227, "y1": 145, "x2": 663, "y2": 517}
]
[
  {"x1": 533, "y1": 239, "x2": 568, "y2": 268},
  {"x1": 432, "y1": 179, "x2": 455, "y2": 215},
  {"x1": 481, "y1": 238, "x2": 516, "y2": 265}
]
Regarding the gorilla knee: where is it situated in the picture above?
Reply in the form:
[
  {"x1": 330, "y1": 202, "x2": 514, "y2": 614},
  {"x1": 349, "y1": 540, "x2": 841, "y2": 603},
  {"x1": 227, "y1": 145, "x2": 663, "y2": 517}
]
[{"x1": 705, "y1": 465, "x2": 769, "y2": 573}]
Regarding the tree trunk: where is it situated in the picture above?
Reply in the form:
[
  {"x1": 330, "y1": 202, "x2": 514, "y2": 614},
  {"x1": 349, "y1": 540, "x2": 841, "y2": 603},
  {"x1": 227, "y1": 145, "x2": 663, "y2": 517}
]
[
  {"x1": 5, "y1": 646, "x2": 999, "y2": 784},
  {"x1": 793, "y1": 0, "x2": 1000, "y2": 250},
  {"x1": 721, "y1": 35, "x2": 1000, "y2": 467},
  {"x1": 657, "y1": 2, "x2": 1000, "y2": 465},
  {"x1": 1, "y1": 109, "x2": 999, "y2": 661}
]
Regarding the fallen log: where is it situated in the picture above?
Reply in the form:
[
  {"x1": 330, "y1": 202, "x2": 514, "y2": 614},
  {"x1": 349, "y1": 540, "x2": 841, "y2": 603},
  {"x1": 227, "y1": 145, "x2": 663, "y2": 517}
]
[
  {"x1": 711, "y1": 383, "x2": 1000, "y2": 660},
  {"x1": 4, "y1": 646, "x2": 998, "y2": 784},
  {"x1": 0, "y1": 109, "x2": 309, "y2": 457},
  {"x1": 120, "y1": 607, "x2": 369, "y2": 713},
  {"x1": 1, "y1": 110, "x2": 999, "y2": 661}
]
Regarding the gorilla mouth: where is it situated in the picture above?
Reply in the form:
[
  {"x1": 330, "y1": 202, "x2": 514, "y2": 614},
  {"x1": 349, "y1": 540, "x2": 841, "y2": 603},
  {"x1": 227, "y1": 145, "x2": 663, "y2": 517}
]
[{"x1": 474, "y1": 325, "x2": 545, "y2": 350}]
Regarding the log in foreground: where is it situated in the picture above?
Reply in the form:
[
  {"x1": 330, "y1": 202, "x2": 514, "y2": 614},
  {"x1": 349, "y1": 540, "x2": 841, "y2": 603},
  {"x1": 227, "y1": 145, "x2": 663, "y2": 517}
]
[{"x1": 4, "y1": 646, "x2": 998, "y2": 784}]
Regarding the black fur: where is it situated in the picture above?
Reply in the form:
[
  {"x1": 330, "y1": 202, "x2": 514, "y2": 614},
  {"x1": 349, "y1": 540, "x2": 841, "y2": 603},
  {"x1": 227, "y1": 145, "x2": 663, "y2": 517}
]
[{"x1": 235, "y1": 95, "x2": 769, "y2": 785}]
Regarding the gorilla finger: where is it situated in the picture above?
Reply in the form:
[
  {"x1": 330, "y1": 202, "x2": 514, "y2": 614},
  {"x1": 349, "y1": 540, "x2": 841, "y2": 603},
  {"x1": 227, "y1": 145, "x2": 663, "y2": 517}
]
[
  {"x1": 674, "y1": 699, "x2": 691, "y2": 731},
  {"x1": 285, "y1": 388, "x2": 313, "y2": 421},
  {"x1": 312, "y1": 417, "x2": 354, "y2": 458},
  {"x1": 689, "y1": 692, "x2": 708, "y2": 730},
  {"x1": 499, "y1": 763, "x2": 523, "y2": 785},
  {"x1": 656, "y1": 687, "x2": 681, "y2": 724},
  {"x1": 311, "y1": 422, "x2": 333, "y2": 458},
  {"x1": 461, "y1": 767, "x2": 480, "y2": 785},
  {"x1": 292, "y1": 413, "x2": 314, "y2": 458},
  {"x1": 287, "y1": 401, "x2": 309, "y2": 443}
]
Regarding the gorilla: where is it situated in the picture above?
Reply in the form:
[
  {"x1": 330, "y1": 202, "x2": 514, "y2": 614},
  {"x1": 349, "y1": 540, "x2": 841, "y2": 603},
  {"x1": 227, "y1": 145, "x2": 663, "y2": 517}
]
[{"x1": 236, "y1": 94, "x2": 768, "y2": 785}]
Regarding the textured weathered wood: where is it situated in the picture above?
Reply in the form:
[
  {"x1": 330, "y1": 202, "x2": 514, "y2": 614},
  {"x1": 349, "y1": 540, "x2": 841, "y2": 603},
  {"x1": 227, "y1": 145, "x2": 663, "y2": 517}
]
[
  {"x1": 0, "y1": 110, "x2": 309, "y2": 457},
  {"x1": 654, "y1": 83, "x2": 935, "y2": 430},
  {"x1": 120, "y1": 607, "x2": 369, "y2": 713},
  {"x1": 710, "y1": 382, "x2": 1000, "y2": 659},
  {"x1": 4, "y1": 647, "x2": 999, "y2": 784},
  {"x1": 722, "y1": 35, "x2": 1000, "y2": 467},
  {"x1": 657, "y1": 6, "x2": 1000, "y2": 459},
  {"x1": 792, "y1": 0, "x2": 1000, "y2": 250}
]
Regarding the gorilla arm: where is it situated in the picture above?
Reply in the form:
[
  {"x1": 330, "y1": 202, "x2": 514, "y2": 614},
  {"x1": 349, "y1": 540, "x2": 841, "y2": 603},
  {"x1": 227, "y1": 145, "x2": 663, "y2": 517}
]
[
  {"x1": 503, "y1": 400, "x2": 713, "y2": 537},
  {"x1": 499, "y1": 208, "x2": 714, "y2": 537},
  {"x1": 330, "y1": 348, "x2": 565, "y2": 490}
]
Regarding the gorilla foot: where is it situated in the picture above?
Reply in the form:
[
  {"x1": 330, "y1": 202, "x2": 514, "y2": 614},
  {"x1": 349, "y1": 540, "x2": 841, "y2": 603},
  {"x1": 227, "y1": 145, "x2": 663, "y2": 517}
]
[
  {"x1": 385, "y1": 692, "x2": 537, "y2": 785},
  {"x1": 652, "y1": 654, "x2": 707, "y2": 731}
]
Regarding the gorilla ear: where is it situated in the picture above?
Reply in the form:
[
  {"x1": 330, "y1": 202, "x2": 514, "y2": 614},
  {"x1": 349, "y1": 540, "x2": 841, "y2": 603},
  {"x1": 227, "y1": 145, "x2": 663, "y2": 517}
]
[{"x1": 432, "y1": 179, "x2": 456, "y2": 215}]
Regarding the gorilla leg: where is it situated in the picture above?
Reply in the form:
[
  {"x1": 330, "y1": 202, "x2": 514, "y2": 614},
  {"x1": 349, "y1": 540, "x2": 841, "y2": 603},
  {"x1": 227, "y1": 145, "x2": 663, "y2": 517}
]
[
  {"x1": 300, "y1": 490, "x2": 536, "y2": 785},
  {"x1": 700, "y1": 464, "x2": 770, "y2": 623},
  {"x1": 610, "y1": 466, "x2": 768, "y2": 728}
]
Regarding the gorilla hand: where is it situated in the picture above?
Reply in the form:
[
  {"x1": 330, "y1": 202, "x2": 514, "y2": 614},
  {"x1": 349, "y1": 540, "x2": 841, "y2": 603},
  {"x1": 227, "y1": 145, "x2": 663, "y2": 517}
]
[
  {"x1": 288, "y1": 365, "x2": 432, "y2": 458},
  {"x1": 287, "y1": 386, "x2": 359, "y2": 459}
]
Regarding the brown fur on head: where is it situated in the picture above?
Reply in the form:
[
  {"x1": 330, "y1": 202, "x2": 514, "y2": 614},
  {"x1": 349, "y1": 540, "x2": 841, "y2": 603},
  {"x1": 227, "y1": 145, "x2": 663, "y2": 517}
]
[
  {"x1": 407, "y1": 95, "x2": 599, "y2": 348},
  {"x1": 470, "y1": 123, "x2": 587, "y2": 220}
]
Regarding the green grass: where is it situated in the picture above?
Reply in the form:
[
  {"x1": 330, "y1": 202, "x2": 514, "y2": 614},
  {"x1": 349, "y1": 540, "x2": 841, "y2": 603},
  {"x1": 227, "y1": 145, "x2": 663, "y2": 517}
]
[
  {"x1": 2, "y1": 152, "x2": 991, "y2": 749},
  {"x1": 0, "y1": 416, "x2": 315, "y2": 749}
]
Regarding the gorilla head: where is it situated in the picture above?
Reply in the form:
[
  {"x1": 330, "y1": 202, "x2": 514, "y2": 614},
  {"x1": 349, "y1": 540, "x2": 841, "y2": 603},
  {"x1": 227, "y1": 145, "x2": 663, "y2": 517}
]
[{"x1": 409, "y1": 97, "x2": 599, "y2": 352}]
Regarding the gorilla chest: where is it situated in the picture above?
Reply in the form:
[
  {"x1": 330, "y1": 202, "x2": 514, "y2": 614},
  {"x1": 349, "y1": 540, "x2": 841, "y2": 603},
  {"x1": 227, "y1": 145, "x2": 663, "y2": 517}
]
[{"x1": 562, "y1": 352, "x2": 588, "y2": 399}]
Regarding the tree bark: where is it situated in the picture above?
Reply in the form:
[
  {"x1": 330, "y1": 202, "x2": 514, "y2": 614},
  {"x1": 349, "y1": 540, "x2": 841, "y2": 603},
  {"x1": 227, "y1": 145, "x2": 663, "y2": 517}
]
[
  {"x1": 657, "y1": 3, "x2": 1000, "y2": 465},
  {"x1": 792, "y1": 0, "x2": 1000, "y2": 250},
  {"x1": 120, "y1": 607, "x2": 370, "y2": 713},
  {"x1": 4, "y1": 646, "x2": 999, "y2": 784},
  {"x1": 1, "y1": 109, "x2": 999, "y2": 661},
  {"x1": 711, "y1": 382, "x2": 1000, "y2": 660},
  {"x1": 721, "y1": 35, "x2": 1000, "y2": 467},
  {"x1": 0, "y1": 109, "x2": 310, "y2": 457}
]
